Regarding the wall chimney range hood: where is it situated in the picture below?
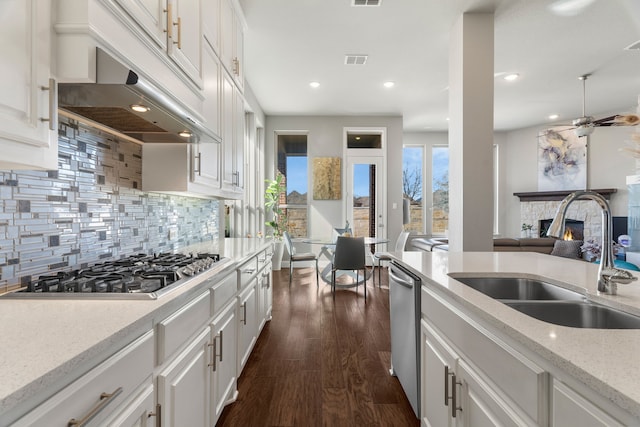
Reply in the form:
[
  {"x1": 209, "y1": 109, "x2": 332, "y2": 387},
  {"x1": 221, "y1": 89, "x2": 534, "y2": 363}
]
[{"x1": 58, "y1": 48, "x2": 218, "y2": 145}]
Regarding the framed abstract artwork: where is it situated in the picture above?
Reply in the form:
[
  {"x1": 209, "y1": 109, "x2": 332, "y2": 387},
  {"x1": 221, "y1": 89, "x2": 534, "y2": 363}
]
[
  {"x1": 537, "y1": 127, "x2": 587, "y2": 191},
  {"x1": 313, "y1": 157, "x2": 341, "y2": 200}
]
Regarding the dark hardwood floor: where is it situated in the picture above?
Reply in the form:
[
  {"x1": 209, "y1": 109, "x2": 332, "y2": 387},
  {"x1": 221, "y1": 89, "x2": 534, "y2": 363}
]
[{"x1": 216, "y1": 266, "x2": 420, "y2": 427}]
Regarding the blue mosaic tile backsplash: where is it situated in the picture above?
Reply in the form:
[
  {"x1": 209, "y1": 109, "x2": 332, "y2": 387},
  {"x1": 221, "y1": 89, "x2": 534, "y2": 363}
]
[{"x1": 0, "y1": 119, "x2": 219, "y2": 292}]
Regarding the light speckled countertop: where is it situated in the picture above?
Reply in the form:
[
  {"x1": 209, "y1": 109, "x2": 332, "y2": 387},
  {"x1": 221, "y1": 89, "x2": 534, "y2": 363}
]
[
  {"x1": 391, "y1": 250, "x2": 640, "y2": 419},
  {"x1": 0, "y1": 238, "x2": 272, "y2": 422}
]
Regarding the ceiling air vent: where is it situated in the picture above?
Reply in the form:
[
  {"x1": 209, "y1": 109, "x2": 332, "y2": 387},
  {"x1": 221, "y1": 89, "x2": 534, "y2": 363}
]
[
  {"x1": 352, "y1": 0, "x2": 381, "y2": 6},
  {"x1": 625, "y1": 40, "x2": 640, "y2": 50},
  {"x1": 345, "y1": 54, "x2": 368, "y2": 65}
]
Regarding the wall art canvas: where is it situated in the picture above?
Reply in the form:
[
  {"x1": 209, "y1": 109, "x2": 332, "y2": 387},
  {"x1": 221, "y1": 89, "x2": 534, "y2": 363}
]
[
  {"x1": 313, "y1": 157, "x2": 341, "y2": 200},
  {"x1": 537, "y1": 127, "x2": 587, "y2": 191}
]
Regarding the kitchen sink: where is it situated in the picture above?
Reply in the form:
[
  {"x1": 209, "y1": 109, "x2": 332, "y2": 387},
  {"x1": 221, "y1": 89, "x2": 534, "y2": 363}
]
[
  {"x1": 453, "y1": 277, "x2": 585, "y2": 301},
  {"x1": 504, "y1": 301, "x2": 640, "y2": 329}
]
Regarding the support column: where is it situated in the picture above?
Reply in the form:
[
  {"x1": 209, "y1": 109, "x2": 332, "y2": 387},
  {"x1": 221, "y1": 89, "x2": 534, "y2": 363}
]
[{"x1": 448, "y1": 12, "x2": 495, "y2": 251}]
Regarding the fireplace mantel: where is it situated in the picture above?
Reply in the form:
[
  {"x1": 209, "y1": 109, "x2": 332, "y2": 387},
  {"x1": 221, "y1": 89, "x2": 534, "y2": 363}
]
[{"x1": 513, "y1": 188, "x2": 617, "y2": 202}]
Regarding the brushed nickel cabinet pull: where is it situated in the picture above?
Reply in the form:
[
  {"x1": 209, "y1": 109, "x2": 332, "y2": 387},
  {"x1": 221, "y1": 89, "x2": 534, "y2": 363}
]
[
  {"x1": 148, "y1": 403, "x2": 161, "y2": 427},
  {"x1": 208, "y1": 337, "x2": 218, "y2": 371},
  {"x1": 451, "y1": 373, "x2": 462, "y2": 417},
  {"x1": 194, "y1": 152, "x2": 202, "y2": 175},
  {"x1": 40, "y1": 78, "x2": 57, "y2": 131},
  {"x1": 173, "y1": 16, "x2": 182, "y2": 49},
  {"x1": 164, "y1": 4, "x2": 173, "y2": 39},
  {"x1": 444, "y1": 365, "x2": 451, "y2": 406},
  {"x1": 233, "y1": 58, "x2": 240, "y2": 76},
  {"x1": 68, "y1": 387, "x2": 122, "y2": 426},
  {"x1": 241, "y1": 302, "x2": 247, "y2": 325},
  {"x1": 219, "y1": 330, "x2": 224, "y2": 362}
]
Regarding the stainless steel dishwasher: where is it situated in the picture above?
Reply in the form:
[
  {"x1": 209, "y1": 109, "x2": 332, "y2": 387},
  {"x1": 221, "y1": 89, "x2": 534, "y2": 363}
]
[{"x1": 389, "y1": 261, "x2": 421, "y2": 418}]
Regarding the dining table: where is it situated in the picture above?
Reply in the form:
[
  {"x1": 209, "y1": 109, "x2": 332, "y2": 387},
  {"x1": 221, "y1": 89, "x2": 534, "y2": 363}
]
[{"x1": 300, "y1": 236, "x2": 390, "y2": 284}]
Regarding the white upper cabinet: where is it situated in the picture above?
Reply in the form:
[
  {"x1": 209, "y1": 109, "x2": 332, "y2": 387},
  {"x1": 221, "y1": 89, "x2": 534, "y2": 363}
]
[
  {"x1": 111, "y1": 0, "x2": 203, "y2": 88},
  {"x1": 203, "y1": 0, "x2": 221, "y2": 55},
  {"x1": 113, "y1": 0, "x2": 167, "y2": 50},
  {"x1": 221, "y1": 71, "x2": 245, "y2": 197},
  {"x1": 142, "y1": 142, "x2": 221, "y2": 197},
  {"x1": 220, "y1": 0, "x2": 244, "y2": 91},
  {"x1": 167, "y1": 0, "x2": 203, "y2": 88},
  {"x1": 0, "y1": 0, "x2": 58, "y2": 170}
]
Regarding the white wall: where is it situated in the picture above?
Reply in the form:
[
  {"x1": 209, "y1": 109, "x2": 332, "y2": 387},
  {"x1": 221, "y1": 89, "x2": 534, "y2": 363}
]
[
  {"x1": 402, "y1": 123, "x2": 636, "y2": 240},
  {"x1": 265, "y1": 115, "x2": 403, "y2": 245},
  {"x1": 501, "y1": 123, "x2": 637, "y2": 237}
]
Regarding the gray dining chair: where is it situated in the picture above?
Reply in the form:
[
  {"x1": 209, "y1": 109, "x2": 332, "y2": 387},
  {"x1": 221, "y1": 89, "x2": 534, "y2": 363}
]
[
  {"x1": 283, "y1": 231, "x2": 319, "y2": 286},
  {"x1": 372, "y1": 231, "x2": 412, "y2": 287},
  {"x1": 331, "y1": 236, "x2": 369, "y2": 301}
]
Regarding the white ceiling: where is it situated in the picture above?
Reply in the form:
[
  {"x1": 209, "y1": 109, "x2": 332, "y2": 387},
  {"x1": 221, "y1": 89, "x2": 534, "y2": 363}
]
[{"x1": 238, "y1": 0, "x2": 640, "y2": 132}]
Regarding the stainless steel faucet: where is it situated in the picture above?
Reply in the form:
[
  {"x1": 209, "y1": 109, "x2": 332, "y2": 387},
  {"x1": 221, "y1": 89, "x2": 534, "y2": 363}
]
[{"x1": 547, "y1": 190, "x2": 637, "y2": 295}]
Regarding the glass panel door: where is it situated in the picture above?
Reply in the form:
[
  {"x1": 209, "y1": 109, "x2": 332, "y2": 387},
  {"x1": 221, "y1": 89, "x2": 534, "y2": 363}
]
[{"x1": 346, "y1": 157, "x2": 384, "y2": 239}]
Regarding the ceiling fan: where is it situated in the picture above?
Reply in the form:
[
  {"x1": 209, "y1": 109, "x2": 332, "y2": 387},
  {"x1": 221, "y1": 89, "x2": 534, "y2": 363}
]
[{"x1": 555, "y1": 74, "x2": 639, "y2": 137}]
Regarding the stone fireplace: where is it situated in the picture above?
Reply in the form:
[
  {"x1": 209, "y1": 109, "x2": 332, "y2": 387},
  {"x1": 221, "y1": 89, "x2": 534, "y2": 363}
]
[{"x1": 514, "y1": 189, "x2": 617, "y2": 243}]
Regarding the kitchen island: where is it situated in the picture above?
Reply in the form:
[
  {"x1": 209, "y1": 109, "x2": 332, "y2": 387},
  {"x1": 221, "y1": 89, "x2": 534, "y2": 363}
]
[
  {"x1": 0, "y1": 238, "x2": 273, "y2": 426},
  {"x1": 391, "y1": 250, "x2": 640, "y2": 426}
]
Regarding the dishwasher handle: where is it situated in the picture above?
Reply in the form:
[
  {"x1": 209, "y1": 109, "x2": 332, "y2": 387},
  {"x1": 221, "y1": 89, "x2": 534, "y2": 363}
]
[{"x1": 389, "y1": 267, "x2": 414, "y2": 289}]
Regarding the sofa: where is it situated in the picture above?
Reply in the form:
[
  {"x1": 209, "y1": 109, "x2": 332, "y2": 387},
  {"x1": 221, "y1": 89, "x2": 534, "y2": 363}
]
[{"x1": 410, "y1": 236, "x2": 557, "y2": 254}]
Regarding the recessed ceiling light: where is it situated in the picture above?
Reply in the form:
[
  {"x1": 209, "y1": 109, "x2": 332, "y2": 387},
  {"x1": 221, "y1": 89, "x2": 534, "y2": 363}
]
[
  {"x1": 446, "y1": 117, "x2": 450, "y2": 121},
  {"x1": 383, "y1": 81, "x2": 395, "y2": 88},
  {"x1": 549, "y1": 114, "x2": 559, "y2": 120},
  {"x1": 309, "y1": 81, "x2": 320, "y2": 88},
  {"x1": 179, "y1": 130, "x2": 192, "y2": 138},
  {"x1": 130, "y1": 104, "x2": 150, "y2": 113},
  {"x1": 503, "y1": 73, "x2": 519, "y2": 81}
]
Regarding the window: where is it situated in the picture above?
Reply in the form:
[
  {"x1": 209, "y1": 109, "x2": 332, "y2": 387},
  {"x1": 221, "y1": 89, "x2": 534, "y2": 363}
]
[
  {"x1": 403, "y1": 142, "x2": 498, "y2": 236},
  {"x1": 432, "y1": 146, "x2": 449, "y2": 235},
  {"x1": 277, "y1": 134, "x2": 308, "y2": 237},
  {"x1": 402, "y1": 146, "x2": 424, "y2": 233}
]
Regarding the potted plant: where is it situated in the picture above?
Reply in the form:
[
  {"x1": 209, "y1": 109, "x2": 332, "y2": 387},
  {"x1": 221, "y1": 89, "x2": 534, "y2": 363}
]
[
  {"x1": 265, "y1": 173, "x2": 287, "y2": 270},
  {"x1": 521, "y1": 223, "x2": 533, "y2": 238}
]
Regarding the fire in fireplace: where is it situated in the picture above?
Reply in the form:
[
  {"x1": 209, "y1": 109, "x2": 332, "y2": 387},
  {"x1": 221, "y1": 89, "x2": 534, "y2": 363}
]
[{"x1": 539, "y1": 219, "x2": 584, "y2": 240}]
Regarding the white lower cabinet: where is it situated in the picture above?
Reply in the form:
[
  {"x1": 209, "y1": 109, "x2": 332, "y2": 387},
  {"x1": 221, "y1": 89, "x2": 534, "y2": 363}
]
[
  {"x1": 421, "y1": 319, "x2": 458, "y2": 427},
  {"x1": 211, "y1": 300, "x2": 238, "y2": 422},
  {"x1": 101, "y1": 381, "x2": 157, "y2": 427},
  {"x1": 237, "y1": 278, "x2": 258, "y2": 374},
  {"x1": 422, "y1": 321, "x2": 524, "y2": 427},
  {"x1": 258, "y1": 262, "x2": 273, "y2": 328},
  {"x1": 13, "y1": 331, "x2": 154, "y2": 427},
  {"x1": 157, "y1": 328, "x2": 211, "y2": 427},
  {"x1": 419, "y1": 282, "x2": 640, "y2": 427},
  {"x1": 421, "y1": 286, "x2": 547, "y2": 427},
  {"x1": 551, "y1": 379, "x2": 625, "y2": 427}
]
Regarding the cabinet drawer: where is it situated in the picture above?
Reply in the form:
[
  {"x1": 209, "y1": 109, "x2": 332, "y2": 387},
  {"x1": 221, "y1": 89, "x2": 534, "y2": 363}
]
[
  {"x1": 257, "y1": 249, "x2": 270, "y2": 271},
  {"x1": 238, "y1": 256, "x2": 258, "y2": 289},
  {"x1": 157, "y1": 290, "x2": 211, "y2": 365},
  {"x1": 423, "y1": 287, "x2": 547, "y2": 425},
  {"x1": 14, "y1": 331, "x2": 154, "y2": 427},
  {"x1": 212, "y1": 271, "x2": 238, "y2": 314}
]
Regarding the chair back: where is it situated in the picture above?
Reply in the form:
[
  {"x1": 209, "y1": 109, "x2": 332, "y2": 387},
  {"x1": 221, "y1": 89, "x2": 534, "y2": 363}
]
[
  {"x1": 333, "y1": 236, "x2": 365, "y2": 270},
  {"x1": 395, "y1": 231, "x2": 413, "y2": 252},
  {"x1": 283, "y1": 231, "x2": 295, "y2": 256},
  {"x1": 331, "y1": 227, "x2": 352, "y2": 243}
]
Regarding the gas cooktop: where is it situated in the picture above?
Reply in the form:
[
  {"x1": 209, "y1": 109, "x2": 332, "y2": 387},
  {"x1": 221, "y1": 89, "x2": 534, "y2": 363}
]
[{"x1": 2, "y1": 252, "x2": 231, "y2": 299}]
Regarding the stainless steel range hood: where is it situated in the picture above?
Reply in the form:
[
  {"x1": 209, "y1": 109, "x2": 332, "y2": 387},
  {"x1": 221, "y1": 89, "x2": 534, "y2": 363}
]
[{"x1": 58, "y1": 48, "x2": 219, "y2": 145}]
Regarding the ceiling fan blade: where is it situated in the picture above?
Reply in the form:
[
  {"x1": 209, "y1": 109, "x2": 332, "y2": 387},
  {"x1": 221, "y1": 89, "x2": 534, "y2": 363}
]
[
  {"x1": 548, "y1": 0, "x2": 597, "y2": 16},
  {"x1": 592, "y1": 115, "x2": 618, "y2": 125}
]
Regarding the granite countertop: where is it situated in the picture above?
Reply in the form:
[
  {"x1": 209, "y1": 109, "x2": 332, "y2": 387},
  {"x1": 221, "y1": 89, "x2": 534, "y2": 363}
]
[
  {"x1": 391, "y1": 250, "x2": 640, "y2": 418},
  {"x1": 0, "y1": 238, "x2": 272, "y2": 421}
]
